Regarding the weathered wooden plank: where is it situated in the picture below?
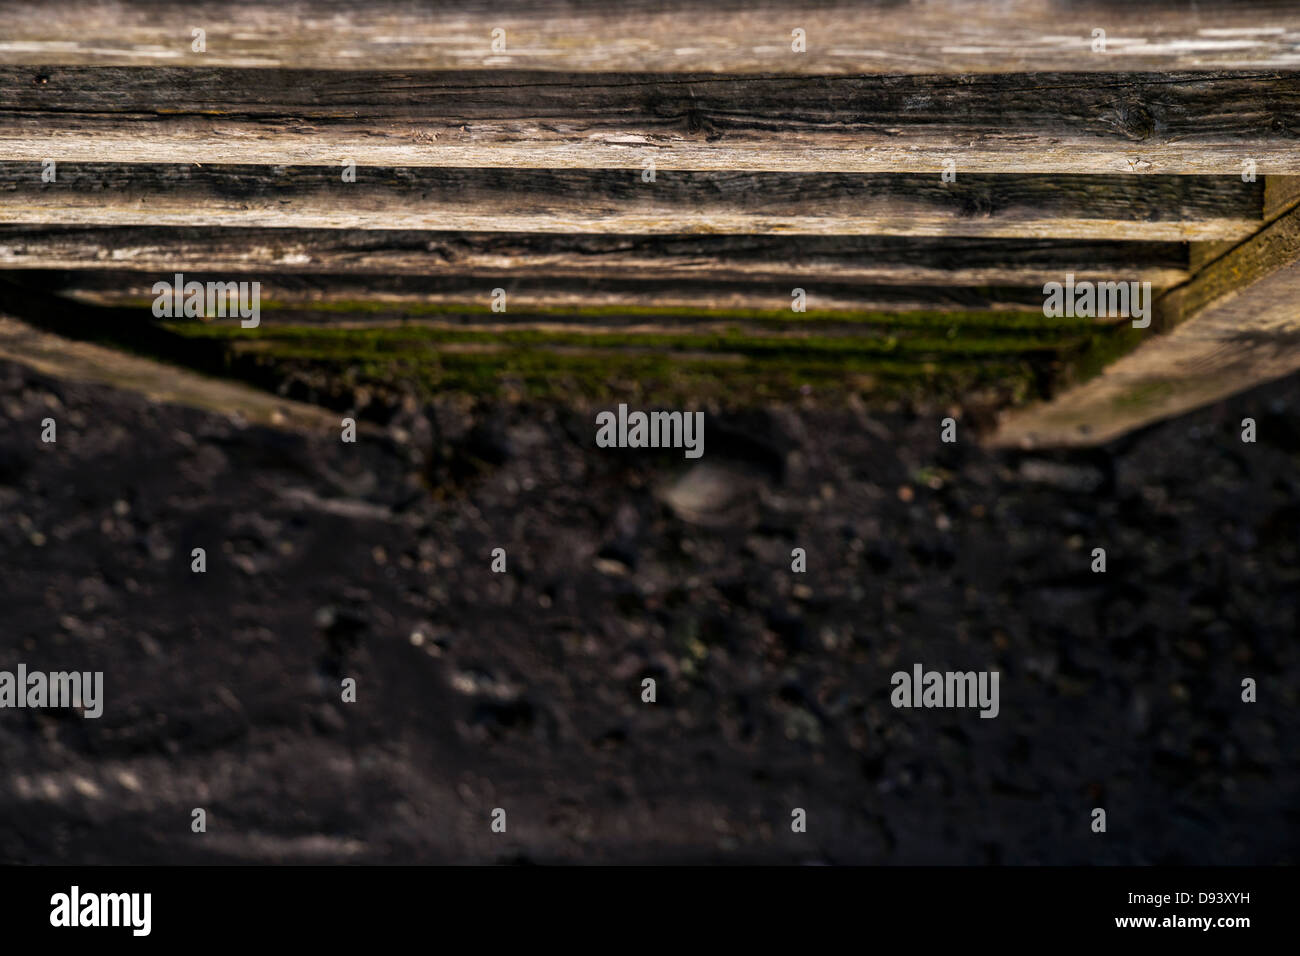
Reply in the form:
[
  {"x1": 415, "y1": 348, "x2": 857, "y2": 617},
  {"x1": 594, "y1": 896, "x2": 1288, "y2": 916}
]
[
  {"x1": 1263, "y1": 175, "x2": 1300, "y2": 220},
  {"x1": 166, "y1": 317, "x2": 1073, "y2": 343},
  {"x1": 1186, "y1": 240, "x2": 1238, "y2": 274},
  {"x1": 989, "y1": 202, "x2": 1300, "y2": 447},
  {"x1": 3, "y1": 69, "x2": 1299, "y2": 174},
  {"x1": 3, "y1": 2, "x2": 1300, "y2": 73},
  {"x1": 0, "y1": 228, "x2": 1191, "y2": 289},
  {"x1": 9, "y1": 267, "x2": 1059, "y2": 317},
  {"x1": 0, "y1": 313, "x2": 341, "y2": 431},
  {"x1": 1186, "y1": 176, "x2": 1300, "y2": 271},
  {"x1": 0, "y1": 165, "x2": 1263, "y2": 241}
]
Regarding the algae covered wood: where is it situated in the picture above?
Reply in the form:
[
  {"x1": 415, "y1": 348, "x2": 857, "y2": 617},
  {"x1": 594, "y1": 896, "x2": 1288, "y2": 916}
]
[{"x1": 990, "y1": 203, "x2": 1300, "y2": 447}]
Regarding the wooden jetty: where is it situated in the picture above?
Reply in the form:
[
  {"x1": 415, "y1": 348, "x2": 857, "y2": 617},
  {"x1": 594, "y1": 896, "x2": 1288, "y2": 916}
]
[{"x1": 1, "y1": 1, "x2": 1298, "y2": 444}]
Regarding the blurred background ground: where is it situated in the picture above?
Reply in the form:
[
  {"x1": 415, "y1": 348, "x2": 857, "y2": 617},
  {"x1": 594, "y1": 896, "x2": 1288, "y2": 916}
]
[{"x1": 0, "y1": 358, "x2": 1296, "y2": 864}]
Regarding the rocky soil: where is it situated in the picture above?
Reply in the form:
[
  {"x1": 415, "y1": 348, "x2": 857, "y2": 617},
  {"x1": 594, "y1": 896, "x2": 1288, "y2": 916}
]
[{"x1": 1, "y1": 358, "x2": 1296, "y2": 864}]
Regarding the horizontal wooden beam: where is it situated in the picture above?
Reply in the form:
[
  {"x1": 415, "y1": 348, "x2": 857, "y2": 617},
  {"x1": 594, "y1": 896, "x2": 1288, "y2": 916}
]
[
  {"x1": 0, "y1": 228, "x2": 1191, "y2": 289},
  {"x1": 989, "y1": 201, "x2": 1300, "y2": 447},
  {"x1": 4, "y1": 2, "x2": 1300, "y2": 73},
  {"x1": 3, "y1": 69, "x2": 1299, "y2": 174},
  {"x1": 0, "y1": 166, "x2": 1263, "y2": 241},
  {"x1": 13, "y1": 268, "x2": 1060, "y2": 317}
]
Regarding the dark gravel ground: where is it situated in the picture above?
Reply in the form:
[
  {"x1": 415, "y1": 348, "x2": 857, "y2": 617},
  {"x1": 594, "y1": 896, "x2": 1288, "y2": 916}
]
[{"x1": 0, "y1": 358, "x2": 1296, "y2": 864}]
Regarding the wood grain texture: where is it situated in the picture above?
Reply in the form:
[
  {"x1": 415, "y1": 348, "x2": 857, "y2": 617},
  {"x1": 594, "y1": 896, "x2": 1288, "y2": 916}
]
[
  {"x1": 0, "y1": 227, "x2": 1191, "y2": 288},
  {"x1": 14, "y1": 267, "x2": 1059, "y2": 316},
  {"x1": 0, "y1": 314, "x2": 341, "y2": 431},
  {"x1": 0, "y1": 165, "x2": 1264, "y2": 240},
  {"x1": 990, "y1": 203, "x2": 1300, "y2": 447},
  {"x1": 1263, "y1": 175, "x2": 1300, "y2": 220},
  {"x1": 4, "y1": 2, "x2": 1300, "y2": 73},
  {"x1": 1186, "y1": 239, "x2": 1238, "y2": 274},
  {"x1": 3, "y1": 68, "x2": 1299, "y2": 173}
]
